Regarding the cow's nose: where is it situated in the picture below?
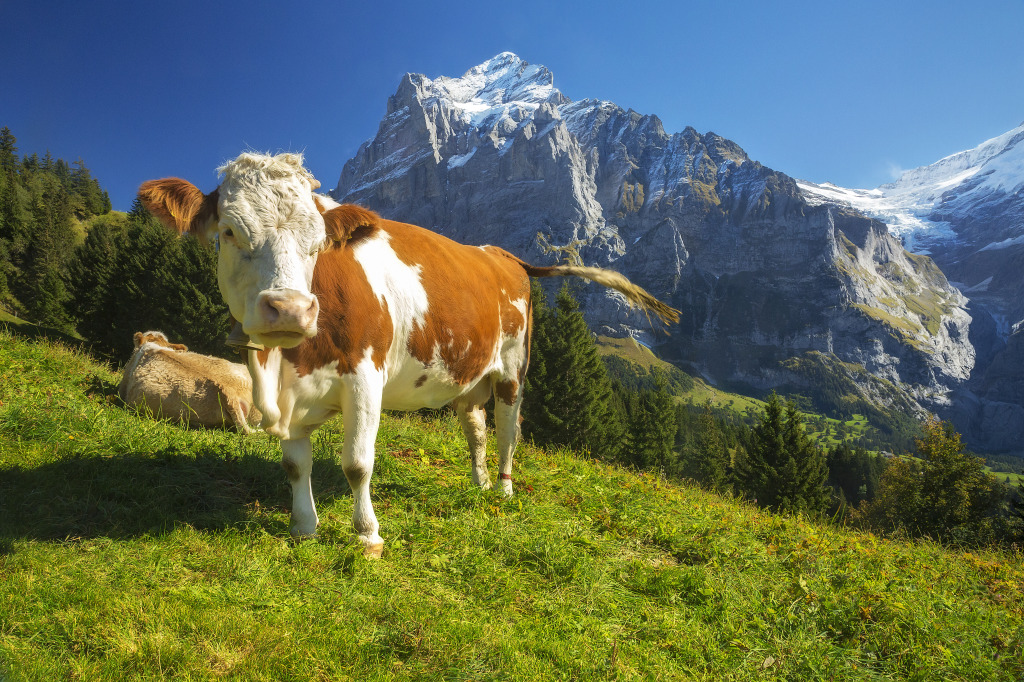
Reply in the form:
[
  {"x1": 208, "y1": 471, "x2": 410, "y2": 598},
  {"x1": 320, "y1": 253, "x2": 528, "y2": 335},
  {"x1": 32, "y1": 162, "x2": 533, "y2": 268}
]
[{"x1": 255, "y1": 289, "x2": 319, "y2": 331}]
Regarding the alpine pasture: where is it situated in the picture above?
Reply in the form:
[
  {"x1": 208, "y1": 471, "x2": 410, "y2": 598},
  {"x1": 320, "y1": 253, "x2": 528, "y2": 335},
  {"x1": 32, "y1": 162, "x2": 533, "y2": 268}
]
[{"x1": 1, "y1": 329, "x2": 1022, "y2": 680}]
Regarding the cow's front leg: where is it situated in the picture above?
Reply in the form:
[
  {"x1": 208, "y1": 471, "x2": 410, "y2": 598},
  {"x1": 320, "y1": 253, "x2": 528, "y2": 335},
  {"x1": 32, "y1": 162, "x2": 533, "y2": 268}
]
[
  {"x1": 281, "y1": 436, "x2": 318, "y2": 537},
  {"x1": 341, "y1": 375, "x2": 385, "y2": 558}
]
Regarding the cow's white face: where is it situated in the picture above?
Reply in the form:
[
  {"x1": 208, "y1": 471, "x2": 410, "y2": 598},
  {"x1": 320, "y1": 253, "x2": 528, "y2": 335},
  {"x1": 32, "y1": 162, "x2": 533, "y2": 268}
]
[
  {"x1": 214, "y1": 156, "x2": 326, "y2": 348},
  {"x1": 140, "y1": 153, "x2": 333, "y2": 349}
]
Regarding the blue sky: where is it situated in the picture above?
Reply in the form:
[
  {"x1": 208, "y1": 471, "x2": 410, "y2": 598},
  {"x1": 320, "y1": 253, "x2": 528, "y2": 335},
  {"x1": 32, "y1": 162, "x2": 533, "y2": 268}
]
[{"x1": 3, "y1": 0, "x2": 1023, "y2": 211}]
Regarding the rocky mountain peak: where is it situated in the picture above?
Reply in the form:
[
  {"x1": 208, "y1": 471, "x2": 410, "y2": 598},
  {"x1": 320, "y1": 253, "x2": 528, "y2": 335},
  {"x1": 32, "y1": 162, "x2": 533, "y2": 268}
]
[
  {"x1": 390, "y1": 52, "x2": 569, "y2": 129},
  {"x1": 332, "y1": 55, "x2": 989, "y2": 447}
]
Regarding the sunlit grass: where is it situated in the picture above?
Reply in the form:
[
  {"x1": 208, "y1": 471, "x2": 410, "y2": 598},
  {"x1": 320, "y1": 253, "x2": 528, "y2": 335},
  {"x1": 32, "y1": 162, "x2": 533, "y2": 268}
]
[{"x1": 1, "y1": 330, "x2": 1022, "y2": 680}]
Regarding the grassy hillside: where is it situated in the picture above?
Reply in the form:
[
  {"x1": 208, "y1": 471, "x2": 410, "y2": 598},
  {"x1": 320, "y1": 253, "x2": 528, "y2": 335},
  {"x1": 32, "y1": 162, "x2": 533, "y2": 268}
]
[{"x1": 1, "y1": 331, "x2": 1023, "y2": 680}]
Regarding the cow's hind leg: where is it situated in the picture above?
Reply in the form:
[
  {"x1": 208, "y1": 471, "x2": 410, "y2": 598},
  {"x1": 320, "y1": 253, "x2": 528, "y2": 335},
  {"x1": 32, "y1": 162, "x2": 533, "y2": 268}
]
[
  {"x1": 281, "y1": 436, "x2": 319, "y2": 537},
  {"x1": 493, "y1": 380, "x2": 524, "y2": 497},
  {"x1": 456, "y1": 403, "x2": 491, "y2": 489}
]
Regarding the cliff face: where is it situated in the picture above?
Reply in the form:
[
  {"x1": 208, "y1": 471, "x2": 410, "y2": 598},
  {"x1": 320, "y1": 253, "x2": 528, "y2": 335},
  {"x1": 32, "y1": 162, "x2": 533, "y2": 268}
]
[
  {"x1": 333, "y1": 53, "x2": 976, "y2": 431},
  {"x1": 799, "y1": 123, "x2": 1024, "y2": 451}
]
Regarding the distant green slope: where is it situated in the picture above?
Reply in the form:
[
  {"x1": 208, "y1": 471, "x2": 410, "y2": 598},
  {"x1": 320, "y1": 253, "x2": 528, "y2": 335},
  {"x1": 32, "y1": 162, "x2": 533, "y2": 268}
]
[
  {"x1": 0, "y1": 304, "x2": 87, "y2": 348},
  {"x1": 596, "y1": 336, "x2": 876, "y2": 446},
  {"x1": 2, "y1": 331, "x2": 1022, "y2": 680}
]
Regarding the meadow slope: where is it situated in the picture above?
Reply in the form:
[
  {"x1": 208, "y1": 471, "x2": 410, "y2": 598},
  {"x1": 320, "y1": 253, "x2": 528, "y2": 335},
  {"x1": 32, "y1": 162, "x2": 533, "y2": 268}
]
[{"x1": 0, "y1": 330, "x2": 1022, "y2": 681}]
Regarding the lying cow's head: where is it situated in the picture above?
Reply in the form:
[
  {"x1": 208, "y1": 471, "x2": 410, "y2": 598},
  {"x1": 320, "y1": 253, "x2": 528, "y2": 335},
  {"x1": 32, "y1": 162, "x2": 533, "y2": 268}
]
[
  {"x1": 134, "y1": 330, "x2": 188, "y2": 352},
  {"x1": 139, "y1": 153, "x2": 360, "y2": 349}
]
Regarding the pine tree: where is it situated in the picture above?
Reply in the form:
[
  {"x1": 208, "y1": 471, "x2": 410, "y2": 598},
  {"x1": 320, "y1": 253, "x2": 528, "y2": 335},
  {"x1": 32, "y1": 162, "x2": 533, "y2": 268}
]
[
  {"x1": 780, "y1": 401, "x2": 831, "y2": 514},
  {"x1": 72, "y1": 200, "x2": 229, "y2": 360},
  {"x1": 70, "y1": 158, "x2": 108, "y2": 217},
  {"x1": 623, "y1": 373, "x2": 676, "y2": 473},
  {"x1": 521, "y1": 282, "x2": 624, "y2": 460},
  {"x1": 69, "y1": 217, "x2": 124, "y2": 353},
  {"x1": 683, "y1": 400, "x2": 730, "y2": 491},
  {"x1": 0, "y1": 128, "x2": 18, "y2": 173},
  {"x1": 0, "y1": 127, "x2": 28, "y2": 308},
  {"x1": 18, "y1": 174, "x2": 76, "y2": 330},
  {"x1": 734, "y1": 393, "x2": 829, "y2": 514},
  {"x1": 827, "y1": 442, "x2": 884, "y2": 510}
]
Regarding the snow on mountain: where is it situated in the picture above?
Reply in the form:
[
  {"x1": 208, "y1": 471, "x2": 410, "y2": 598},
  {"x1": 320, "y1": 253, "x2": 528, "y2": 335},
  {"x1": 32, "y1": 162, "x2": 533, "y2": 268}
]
[
  {"x1": 428, "y1": 51, "x2": 564, "y2": 127},
  {"x1": 798, "y1": 122, "x2": 1024, "y2": 254}
]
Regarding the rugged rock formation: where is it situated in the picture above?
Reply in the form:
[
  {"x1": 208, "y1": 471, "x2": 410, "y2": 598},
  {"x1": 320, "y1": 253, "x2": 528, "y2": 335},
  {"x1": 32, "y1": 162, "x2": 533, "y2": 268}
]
[
  {"x1": 800, "y1": 124, "x2": 1024, "y2": 451},
  {"x1": 333, "y1": 53, "x2": 978, "y2": 438}
]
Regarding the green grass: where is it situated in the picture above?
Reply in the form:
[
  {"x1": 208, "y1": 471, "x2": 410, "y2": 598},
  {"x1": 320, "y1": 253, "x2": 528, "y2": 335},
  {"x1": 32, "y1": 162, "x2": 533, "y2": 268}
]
[{"x1": 2, "y1": 331, "x2": 1023, "y2": 680}]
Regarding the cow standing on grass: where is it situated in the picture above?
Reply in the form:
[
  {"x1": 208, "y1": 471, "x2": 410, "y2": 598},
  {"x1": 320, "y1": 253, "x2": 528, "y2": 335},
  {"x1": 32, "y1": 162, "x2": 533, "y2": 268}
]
[{"x1": 139, "y1": 152, "x2": 678, "y2": 557}]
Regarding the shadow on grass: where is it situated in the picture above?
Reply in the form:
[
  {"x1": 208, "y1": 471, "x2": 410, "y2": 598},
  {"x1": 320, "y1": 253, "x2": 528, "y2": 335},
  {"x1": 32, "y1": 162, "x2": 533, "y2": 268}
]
[{"x1": 0, "y1": 442, "x2": 354, "y2": 547}]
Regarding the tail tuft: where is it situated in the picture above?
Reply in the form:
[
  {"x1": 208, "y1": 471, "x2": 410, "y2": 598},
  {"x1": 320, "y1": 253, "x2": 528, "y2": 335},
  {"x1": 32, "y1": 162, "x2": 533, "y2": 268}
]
[{"x1": 518, "y1": 260, "x2": 680, "y2": 328}]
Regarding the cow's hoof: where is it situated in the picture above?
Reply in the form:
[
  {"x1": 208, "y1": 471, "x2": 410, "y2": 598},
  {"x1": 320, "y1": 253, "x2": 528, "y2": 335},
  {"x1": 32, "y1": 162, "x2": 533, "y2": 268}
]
[
  {"x1": 360, "y1": 538, "x2": 384, "y2": 559},
  {"x1": 290, "y1": 524, "x2": 319, "y2": 541},
  {"x1": 499, "y1": 480, "x2": 514, "y2": 497},
  {"x1": 472, "y1": 470, "x2": 492, "y2": 490}
]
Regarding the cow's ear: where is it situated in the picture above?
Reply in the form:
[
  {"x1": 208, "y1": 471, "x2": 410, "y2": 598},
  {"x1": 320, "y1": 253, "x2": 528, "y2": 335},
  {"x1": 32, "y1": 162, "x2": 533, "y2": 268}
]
[
  {"x1": 133, "y1": 332, "x2": 144, "y2": 349},
  {"x1": 316, "y1": 200, "x2": 380, "y2": 249},
  {"x1": 138, "y1": 178, "x2": 219, "y2": 243},
  {"x1": 170, "y1": 342, "x2": 188, "y2": 352}
]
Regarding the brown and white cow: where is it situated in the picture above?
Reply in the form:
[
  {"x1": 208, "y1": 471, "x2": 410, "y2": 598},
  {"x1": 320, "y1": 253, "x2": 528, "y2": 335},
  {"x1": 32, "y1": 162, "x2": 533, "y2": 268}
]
[
  {"x1": 139, "y1": 152, "x2": 678, "y2": 556},
  {"x1": 118, "y1": 330, "x2": 261, "y2": 433}
]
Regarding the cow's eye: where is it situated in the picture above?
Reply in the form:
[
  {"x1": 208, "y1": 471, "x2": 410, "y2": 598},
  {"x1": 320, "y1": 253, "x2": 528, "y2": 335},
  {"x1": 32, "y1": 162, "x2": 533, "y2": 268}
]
[{"x1": 224, "y1": 228, "x2": 234, "y2": 238}]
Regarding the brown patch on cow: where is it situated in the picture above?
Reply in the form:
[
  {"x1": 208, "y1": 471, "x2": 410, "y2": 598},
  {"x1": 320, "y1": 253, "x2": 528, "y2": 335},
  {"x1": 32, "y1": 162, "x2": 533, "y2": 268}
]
[
  {"x1": 384, "y1": 225, "x2": 530, "y2": 386},
  {"x1": 415, "y1": 375, "x2": 428, "y2": 388},
  {"x1": 138, "y1": 179, "x2": 219, "y2": 237},
  {"x1": 494, "y1": 379, "x2": 519, "y2": 406},
  {"x1": 282, "y1": 245, "x2": 393, "y2": 377},
  {"x1": 256, "y1": 348, "x2": 272, "y2": 368},
  {"x1": 499, "y1": 294, "x2": 526, "y2": 337},
  {"x1": 314, "y1": 199, "x2": 380, "y2": 248},
  {"x1": 281, "y1": 458, "x2": 299, "y2": 482},
  {"x1": 521, "y1": 297, "x2": 533, "y2": 385}
]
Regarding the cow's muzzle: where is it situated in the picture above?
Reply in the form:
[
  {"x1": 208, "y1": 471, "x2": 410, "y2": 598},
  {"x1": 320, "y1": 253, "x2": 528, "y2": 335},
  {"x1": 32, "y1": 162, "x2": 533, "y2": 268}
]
[{"x1": 249, "y1": 289, "x2": 319, "y2": 347}]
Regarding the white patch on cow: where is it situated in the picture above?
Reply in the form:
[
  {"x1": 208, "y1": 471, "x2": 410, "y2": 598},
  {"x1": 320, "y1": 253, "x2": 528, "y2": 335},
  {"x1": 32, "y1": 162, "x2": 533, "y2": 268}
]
[
  {"x1": 509, "y1": 296, "x2": 528, "y2": 320},
  {"x1": 248, "y1": 348, "x2": 283, "y2": 433},
  {"x1": 248, "y1": 348, "x2": 344, "y2": 441},
  {"x1": 338, "y1": 349, "x2": 386, "y2": 554},
  {"x1": 349, "y1": 230, "x2": 456, "y2": 408},
  {"x1": 351, "y1": 230, "x2": 429, "y2": 333},
  {"x1": 381, "y1": 354, "x2": 470, "y2": 411},
  {"x1": 276, "y1": 359, "x2": 344, "y2": 440}
]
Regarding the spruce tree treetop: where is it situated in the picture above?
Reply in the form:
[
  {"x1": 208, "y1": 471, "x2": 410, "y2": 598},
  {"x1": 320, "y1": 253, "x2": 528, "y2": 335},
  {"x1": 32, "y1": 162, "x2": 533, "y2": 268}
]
[
  {"x1": 734, "y1": 392, "x2": 829, "y2": 515},
  {"x1": 521, "y1": 282, "x2": 625, "y2": 461}
]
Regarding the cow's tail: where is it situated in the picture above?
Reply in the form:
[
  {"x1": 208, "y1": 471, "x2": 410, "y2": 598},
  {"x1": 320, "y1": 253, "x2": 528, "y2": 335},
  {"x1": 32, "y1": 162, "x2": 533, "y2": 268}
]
[{"x1": 506, "y1": 254, "x2": 680, "y2": 327}]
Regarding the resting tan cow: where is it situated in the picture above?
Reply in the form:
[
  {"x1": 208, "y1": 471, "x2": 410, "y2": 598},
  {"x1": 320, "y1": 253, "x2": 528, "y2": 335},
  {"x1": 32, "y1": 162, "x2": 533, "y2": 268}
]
[
  {"x1": 118, "y1": 331, "x2": 261, "y2": 433},
  {"x1": 139, "y1": 152, "x2": 678, "y2": 556}
]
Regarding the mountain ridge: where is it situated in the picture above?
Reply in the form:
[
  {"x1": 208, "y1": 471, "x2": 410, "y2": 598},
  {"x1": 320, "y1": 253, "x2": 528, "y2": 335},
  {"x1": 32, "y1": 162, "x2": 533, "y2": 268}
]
[{"x1": 330, "y1": 53, "x2": 1015, "y2": 452}]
